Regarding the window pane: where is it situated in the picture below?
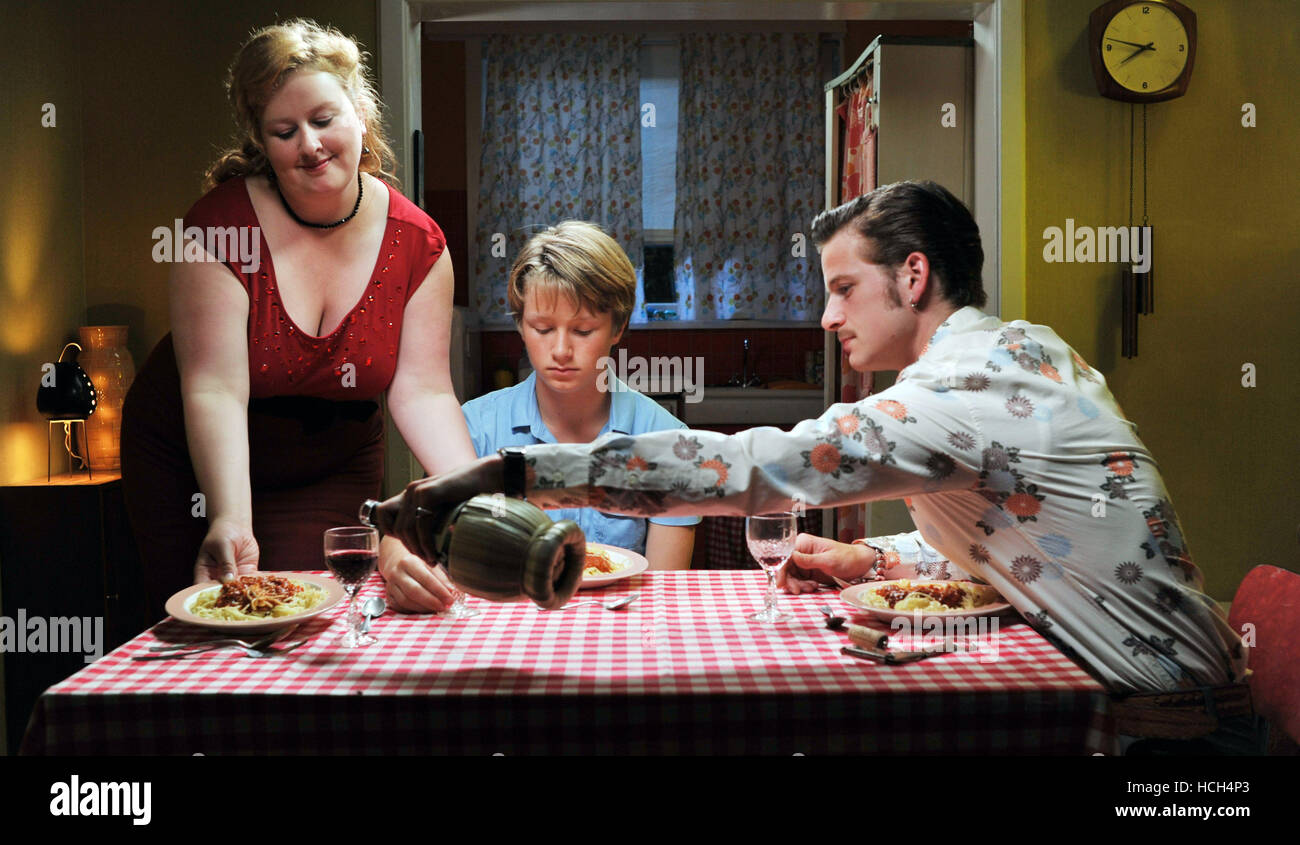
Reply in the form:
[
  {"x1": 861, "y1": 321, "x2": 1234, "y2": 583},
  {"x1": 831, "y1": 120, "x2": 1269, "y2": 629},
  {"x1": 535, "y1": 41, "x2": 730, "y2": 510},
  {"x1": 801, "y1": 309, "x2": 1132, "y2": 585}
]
[
  {"x1": 640, "y1": 42, "x2": 679, "y2": 234},
  {"x1": 643, "y1": 244, "x2": 675, "y2": 304}
]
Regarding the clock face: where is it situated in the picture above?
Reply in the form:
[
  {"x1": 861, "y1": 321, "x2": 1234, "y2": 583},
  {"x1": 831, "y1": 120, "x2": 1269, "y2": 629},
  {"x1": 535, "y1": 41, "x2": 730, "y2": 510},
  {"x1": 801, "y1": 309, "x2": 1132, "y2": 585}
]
[{"x1": 1101, "y1": 3, "x2": 1190, "y2": 94}]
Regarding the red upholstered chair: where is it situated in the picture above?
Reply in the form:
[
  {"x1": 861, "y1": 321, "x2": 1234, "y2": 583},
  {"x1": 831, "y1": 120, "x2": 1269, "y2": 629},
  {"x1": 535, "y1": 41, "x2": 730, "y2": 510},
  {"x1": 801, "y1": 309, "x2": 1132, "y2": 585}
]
[{"x1": 1228, "y1": 565, "x2": 1300, "y2": 754}]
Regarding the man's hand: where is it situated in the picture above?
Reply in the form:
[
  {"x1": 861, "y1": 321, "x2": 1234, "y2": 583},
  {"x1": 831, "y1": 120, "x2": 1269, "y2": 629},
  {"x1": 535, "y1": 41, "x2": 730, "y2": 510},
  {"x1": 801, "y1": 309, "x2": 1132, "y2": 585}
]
[
  {"x1": 776, "y1": 533, "x2": 879, "y2": 594},
  {"x1": 377, "y1": 535, "x2": 457, "y2": 613},
  {"x1": 378, "y1": 455, "x2": 505, "y2": 565},
  {"x1": 194, "y1": 517, "x2": 259, "y2": 584}
]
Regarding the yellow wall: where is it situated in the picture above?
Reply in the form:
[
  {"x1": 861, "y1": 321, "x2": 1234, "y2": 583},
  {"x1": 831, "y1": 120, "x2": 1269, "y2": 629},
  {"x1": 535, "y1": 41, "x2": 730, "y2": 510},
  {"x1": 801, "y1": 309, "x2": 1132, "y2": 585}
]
[
  {"x1": 1024, "y1": 0, "x2": 1300, "y2": 597},
  {"x1": 0, "y1": 0, "x2": 87, "y2": 484},
  {"x1": 999, "y1": 0, "x2": 1028, "y2": 322}
]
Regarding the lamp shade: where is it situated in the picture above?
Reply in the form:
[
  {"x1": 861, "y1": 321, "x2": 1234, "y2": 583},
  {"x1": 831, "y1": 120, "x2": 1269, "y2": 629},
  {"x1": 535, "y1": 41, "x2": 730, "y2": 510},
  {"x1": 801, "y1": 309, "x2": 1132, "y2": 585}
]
[{"x1": 36, "y1": 342, "x2": 97, "y2": 420}]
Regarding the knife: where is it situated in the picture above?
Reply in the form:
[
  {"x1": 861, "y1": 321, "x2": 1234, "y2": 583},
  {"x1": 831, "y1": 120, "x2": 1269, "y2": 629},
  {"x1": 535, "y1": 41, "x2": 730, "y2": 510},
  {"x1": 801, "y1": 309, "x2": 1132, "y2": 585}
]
[{"x1": 841, "y1": 645, "x2": 944, "y2": 664}]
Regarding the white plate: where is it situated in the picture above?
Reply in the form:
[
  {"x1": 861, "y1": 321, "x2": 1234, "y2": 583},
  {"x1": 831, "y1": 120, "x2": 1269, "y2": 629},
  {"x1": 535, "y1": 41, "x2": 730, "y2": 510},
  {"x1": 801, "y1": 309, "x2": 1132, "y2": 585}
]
[
  {"x1": 839, "y1": 579, "x2": 1012, "y2": 623},
  {"x1": 579, "y1": 543, "x2": 649, "y2": 589},
  {"x1": 164, "y1": 573, "x2": 346, "y2": 633}
]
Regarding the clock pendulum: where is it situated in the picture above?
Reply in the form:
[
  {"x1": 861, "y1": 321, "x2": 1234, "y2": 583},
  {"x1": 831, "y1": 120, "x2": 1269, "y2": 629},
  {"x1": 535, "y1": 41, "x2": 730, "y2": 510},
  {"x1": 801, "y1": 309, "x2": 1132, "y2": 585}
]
[
  {"x1": 1089, "y1": 0, "x2": 1196, "y2": 358},
  {"x1": 1123, "y1": 102, "x2": 1154, "y2": 359}
]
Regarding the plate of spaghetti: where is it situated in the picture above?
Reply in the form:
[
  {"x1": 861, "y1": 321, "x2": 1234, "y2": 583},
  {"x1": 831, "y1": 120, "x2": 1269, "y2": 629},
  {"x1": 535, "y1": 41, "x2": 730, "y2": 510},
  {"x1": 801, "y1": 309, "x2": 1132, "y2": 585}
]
[
  {"x1": 579, "y1": 543, "x2": 649, "y2": 588},
  {"x1": 839, "y1": 579, "x2": 1011, "y2": 622},
  {"x1": 165, "y1": 573, "x2": 346, "y2": 633}
]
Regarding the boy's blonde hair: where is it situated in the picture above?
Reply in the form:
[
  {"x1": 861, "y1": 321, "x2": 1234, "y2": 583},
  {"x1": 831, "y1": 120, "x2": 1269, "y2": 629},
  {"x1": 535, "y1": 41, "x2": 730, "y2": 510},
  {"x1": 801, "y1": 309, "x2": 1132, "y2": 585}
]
[{"x1": 507, "y1": 221, "x2": 636, "y2": 332}]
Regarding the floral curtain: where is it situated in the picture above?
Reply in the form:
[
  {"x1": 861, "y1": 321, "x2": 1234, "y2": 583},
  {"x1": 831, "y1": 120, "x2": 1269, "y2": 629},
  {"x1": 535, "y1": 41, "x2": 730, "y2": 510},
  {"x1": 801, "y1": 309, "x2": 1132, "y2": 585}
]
[
  {"x1": 672, "y1": 33, "x2": 825, "y2": 321},
  {"x1": 834, "y1": 75, "x2": 877, "y2": 544},
  {"x1": 474, "y1": 34, "x2": 643, "y2": 326}
]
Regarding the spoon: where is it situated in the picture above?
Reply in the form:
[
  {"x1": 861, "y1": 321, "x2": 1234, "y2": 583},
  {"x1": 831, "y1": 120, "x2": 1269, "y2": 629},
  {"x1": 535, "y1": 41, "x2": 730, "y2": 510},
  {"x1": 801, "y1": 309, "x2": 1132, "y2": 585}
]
[
  {"x1": 819, "y1": 604, "x2": 847, "y2": 630},
  {"x1": 361, "y1": 596, "x2": 387, "y2": 633},
  {"x1": 539, "y1": 592, "x2": 640, "y2": 611},
  {"x1": 820, "y1": 604, "x2": 890, "y2": 649}
]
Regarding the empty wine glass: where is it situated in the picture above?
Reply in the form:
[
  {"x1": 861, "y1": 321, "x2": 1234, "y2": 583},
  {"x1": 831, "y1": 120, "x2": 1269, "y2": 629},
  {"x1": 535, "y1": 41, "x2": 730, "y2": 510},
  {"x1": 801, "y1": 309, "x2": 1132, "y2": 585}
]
[
  {"x1": 746, "y1": 513, "x2": 797, "y2": 623},
  {"x1": 442, "y1": 580, "x2": 481, "y2": 620},
  {"x1": 324, "y1": 526, "x2": 378, "y2": 647}
]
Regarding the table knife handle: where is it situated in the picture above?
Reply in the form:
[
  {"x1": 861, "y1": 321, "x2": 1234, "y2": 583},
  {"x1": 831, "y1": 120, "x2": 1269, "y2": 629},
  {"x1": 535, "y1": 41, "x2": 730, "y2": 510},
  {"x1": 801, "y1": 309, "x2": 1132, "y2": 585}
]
[{"x1": 841, "y1": 646, "x2": 887, "y2": 662}]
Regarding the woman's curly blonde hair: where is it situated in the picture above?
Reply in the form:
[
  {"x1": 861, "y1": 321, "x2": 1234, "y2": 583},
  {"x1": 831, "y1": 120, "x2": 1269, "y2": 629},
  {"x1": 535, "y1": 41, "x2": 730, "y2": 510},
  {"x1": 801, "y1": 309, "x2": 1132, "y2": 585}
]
[{"x1": 203, "y1": 18, "x2": 398, "y2": 191}]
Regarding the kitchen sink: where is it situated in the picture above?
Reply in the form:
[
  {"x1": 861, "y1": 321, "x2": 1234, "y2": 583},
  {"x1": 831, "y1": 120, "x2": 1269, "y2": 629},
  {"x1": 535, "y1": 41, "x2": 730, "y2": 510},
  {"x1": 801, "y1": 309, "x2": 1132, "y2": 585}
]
[{"x1": 682, "y1": 386, "x2": 826, "y2": 426}]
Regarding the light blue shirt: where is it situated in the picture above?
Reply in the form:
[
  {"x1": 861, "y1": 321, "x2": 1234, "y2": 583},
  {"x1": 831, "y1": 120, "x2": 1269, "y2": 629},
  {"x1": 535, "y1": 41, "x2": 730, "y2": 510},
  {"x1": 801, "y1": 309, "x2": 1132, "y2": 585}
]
[{"x1": 461, "y1": 372, "x2": 700, "y2": 555}]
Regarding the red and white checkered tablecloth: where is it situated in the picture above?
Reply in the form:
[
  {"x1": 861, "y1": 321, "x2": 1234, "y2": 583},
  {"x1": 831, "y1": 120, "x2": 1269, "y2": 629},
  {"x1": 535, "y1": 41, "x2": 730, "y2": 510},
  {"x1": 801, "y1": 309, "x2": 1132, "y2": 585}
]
[{"x1": 20, "y1": 570, "x2": 1118, "y2": 755}]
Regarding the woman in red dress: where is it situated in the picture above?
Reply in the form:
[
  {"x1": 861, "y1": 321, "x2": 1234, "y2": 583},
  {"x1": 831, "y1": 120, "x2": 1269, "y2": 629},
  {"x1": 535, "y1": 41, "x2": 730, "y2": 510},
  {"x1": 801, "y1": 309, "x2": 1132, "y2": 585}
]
[{"x1": 121, "y1": 20, "x2": 475, "y2": 615}]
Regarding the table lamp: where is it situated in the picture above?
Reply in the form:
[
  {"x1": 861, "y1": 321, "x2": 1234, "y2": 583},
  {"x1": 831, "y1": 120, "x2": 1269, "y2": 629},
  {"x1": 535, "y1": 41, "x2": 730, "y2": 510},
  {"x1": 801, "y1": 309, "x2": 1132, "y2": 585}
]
[{"x1": 36, "y1": 341, "x2": 97, "y2": 480}]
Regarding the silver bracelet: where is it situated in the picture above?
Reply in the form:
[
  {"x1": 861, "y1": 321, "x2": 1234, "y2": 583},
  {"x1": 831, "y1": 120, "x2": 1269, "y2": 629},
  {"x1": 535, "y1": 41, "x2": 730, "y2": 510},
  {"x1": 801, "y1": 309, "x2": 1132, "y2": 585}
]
[{"x1": 844, "y1": 545, "x2": 885, "y2": 586}]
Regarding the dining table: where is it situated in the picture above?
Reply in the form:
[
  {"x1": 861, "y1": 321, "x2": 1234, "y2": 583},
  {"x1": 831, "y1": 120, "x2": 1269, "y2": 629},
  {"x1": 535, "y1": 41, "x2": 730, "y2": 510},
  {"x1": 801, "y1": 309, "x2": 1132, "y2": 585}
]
[{"x1": 20, "y1": 569, "x2": 1120, "y2": 755}]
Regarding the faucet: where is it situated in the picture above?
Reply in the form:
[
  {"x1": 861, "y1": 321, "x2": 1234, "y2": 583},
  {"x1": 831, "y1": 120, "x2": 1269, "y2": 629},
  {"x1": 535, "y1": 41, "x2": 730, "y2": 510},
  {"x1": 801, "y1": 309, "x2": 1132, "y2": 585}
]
[{"x1": 728, "y1": 338, "x2": 763, "y2": 387}]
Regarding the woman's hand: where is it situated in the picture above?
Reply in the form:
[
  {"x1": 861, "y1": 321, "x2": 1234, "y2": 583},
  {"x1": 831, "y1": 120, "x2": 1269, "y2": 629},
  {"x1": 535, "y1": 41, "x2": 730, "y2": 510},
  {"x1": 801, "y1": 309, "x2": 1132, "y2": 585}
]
[
  {"x1": 194, "y1": 517, "x2": 259, "y2": 584},
  {"x1": 377, "y1": 535, "x2": 457, "y2": 613},
  {"x1": 776, "y1": 533, "x2": 879, "y2": 594}
]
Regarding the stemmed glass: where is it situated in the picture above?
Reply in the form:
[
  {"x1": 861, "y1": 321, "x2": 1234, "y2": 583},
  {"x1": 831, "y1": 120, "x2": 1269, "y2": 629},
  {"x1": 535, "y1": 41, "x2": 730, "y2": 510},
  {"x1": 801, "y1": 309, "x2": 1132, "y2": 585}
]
[
  {"x1": 746, "y1": 513, "x2": 797, "y2": 623},
  {"x1": 324, "y1": 526, "x2": 379, "y2": 647},
  {"x1": 442, "y1": 579, "x2": 480, "y2": 620}
]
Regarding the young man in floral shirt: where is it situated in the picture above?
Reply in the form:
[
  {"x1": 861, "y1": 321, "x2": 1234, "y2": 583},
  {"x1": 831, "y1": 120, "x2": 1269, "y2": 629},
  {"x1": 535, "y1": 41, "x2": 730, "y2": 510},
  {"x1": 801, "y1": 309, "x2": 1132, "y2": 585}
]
[{"x1": 385, "y1": 181, "x2": 1246, "y2": 700}]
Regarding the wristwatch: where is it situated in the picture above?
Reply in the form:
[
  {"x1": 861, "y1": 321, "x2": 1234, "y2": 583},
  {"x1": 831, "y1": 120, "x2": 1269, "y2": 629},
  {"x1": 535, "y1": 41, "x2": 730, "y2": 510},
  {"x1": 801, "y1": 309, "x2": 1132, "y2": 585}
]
[{"x1": 497, "y1": 446, "x2": 527, "y2": 499}]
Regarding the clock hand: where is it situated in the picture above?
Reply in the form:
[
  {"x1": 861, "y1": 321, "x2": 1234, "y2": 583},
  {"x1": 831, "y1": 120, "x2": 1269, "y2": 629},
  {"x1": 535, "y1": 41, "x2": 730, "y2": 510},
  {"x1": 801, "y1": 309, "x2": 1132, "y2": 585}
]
[
  {"x1": 1106, "y1": 37, "x2": 1150, "y2": 49},
  {"x1": 1118, "y1": 42, "x2": 1156, "y2": 66}
]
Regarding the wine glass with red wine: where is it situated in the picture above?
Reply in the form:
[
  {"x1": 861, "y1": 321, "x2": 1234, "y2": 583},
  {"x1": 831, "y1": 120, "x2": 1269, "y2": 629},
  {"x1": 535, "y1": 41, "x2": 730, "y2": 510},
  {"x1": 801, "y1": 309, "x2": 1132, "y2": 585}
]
[
  {"x1": 745, "y1": 513, "x2": 797, "y2": 624},
  {"x1": 324, "y1": 526, "x2": 379, "y2": 647}
]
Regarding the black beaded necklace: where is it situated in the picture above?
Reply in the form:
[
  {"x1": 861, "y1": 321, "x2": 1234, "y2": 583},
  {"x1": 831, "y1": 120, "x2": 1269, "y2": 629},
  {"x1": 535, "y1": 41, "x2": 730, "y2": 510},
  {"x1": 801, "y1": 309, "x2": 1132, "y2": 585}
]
[{"x1": 276, "y1": 172, "x2": 363, "y2": 229}]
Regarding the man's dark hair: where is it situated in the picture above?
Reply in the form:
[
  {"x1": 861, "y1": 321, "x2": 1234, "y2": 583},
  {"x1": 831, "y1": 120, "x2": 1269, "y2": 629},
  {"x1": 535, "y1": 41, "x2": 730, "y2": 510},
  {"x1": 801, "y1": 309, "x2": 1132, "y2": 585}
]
[{"x1": 810, "y1": 181, "x2": 986, "y2": 309}]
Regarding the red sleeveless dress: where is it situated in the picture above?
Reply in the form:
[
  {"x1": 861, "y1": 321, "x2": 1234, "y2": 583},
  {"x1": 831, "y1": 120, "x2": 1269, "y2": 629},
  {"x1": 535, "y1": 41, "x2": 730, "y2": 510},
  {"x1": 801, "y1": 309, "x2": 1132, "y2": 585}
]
[{"x1": 121, "y1": 177, "x2": 446, "y2": 613}]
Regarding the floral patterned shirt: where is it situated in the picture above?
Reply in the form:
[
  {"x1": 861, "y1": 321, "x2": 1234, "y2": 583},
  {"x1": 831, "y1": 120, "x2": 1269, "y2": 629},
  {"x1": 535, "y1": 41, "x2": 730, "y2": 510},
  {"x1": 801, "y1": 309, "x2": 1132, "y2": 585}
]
[{"x1": 522, "y1": 307, "x2": 1246, "y2": 694}]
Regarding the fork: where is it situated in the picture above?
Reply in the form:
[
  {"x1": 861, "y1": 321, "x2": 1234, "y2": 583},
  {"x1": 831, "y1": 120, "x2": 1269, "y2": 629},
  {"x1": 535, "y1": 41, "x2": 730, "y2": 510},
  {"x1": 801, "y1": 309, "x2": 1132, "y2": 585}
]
[
  {"x1": 148, "y1": 624, "x2": 300, "y2": 652},
  {"x1": 536, "y1": 592, "x2": 640, "y2": 612},
  {"x1": 132, "y1": 638, "x2": 308, "y2": 661},
  {"x1": 135, "y1": 628, "x2": 296, "y2": 660},
  {"x1": 239, "y1": 639, "x2": 309, "y2": 659}
]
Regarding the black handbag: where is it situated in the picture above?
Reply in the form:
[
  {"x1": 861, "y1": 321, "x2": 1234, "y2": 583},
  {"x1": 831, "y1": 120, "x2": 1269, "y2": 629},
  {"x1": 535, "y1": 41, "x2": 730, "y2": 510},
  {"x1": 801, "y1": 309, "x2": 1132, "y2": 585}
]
[{"x1": 37, "y1": 342, "x2": 97, "y2": 420}]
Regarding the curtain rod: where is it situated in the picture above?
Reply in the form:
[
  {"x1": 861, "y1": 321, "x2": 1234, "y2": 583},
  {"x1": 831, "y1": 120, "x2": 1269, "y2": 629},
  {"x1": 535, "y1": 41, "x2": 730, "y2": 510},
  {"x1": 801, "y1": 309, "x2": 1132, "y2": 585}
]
[{"x1": 640, "y1": 33, "x2": 839, "y2": 46}]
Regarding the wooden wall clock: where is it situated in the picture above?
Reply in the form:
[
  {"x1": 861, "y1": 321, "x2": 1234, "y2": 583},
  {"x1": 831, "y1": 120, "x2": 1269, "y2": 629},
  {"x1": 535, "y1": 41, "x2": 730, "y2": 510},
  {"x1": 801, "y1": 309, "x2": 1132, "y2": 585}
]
[{"x1": 1089, "y1": 0, "x2": 1197, "y2": 102}]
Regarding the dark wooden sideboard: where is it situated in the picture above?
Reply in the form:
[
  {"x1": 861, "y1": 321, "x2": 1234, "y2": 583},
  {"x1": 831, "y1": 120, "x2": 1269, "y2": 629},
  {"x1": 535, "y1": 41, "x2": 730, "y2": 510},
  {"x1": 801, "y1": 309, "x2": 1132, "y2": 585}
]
[{"x1": 0, "y1": 473, "x2": 150, "y2": 754}]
